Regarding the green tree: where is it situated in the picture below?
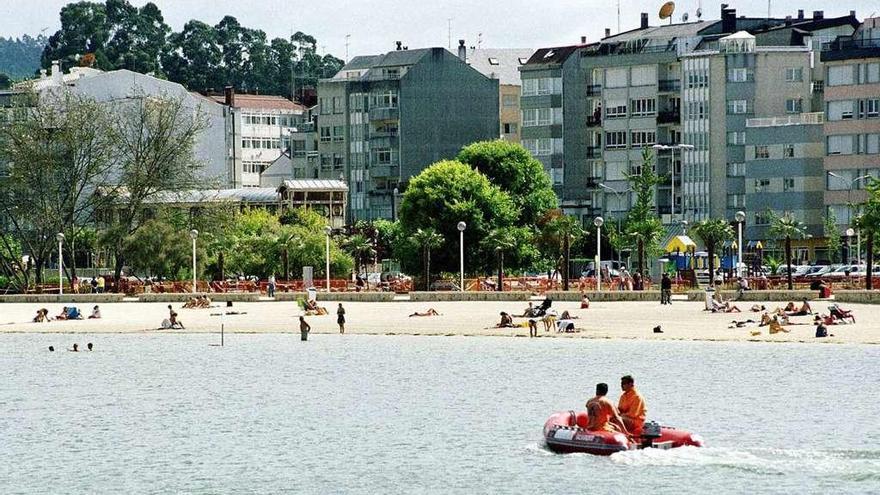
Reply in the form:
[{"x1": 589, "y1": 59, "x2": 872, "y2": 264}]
[
  {"x1": 0, "y1": 73, "x2": 10, "y2": 89},
  {"x1": 858, "y1": 178, "x2": 880, "y2": 289},
  {"x1": 623, "y1": 148, "x2": 665, "y2": 277},
  {"x1": 768, "y1": 212, "x2": 808, "y2": 290},
  {"x1": 343, "y1": 234, "x2": 376, "y2": 275},
  {"x1": 691, "y1": 219, "x2": 735, "y2": 285},
  {"x1": 104, "y1": 1, "x2": 169, "y2": 75},
  {"x1": 411, "y1": 228, "x2": 443, "y2": 291},
  {"x1": 823, "y1": 209, "x2": 841, "y2": 263},
  {"x1": 122, "y1": 217, "x2": 202, "y2": 279},
  {"x1": 456, "y1": 140, "x2": 558, "y2": 225},
  {"x1": 161, "y1": 20, "x2": 222, "y2": 92},
  {"x1": 42, "y1": 2, "x2": 110, "y2": 70},
  {"x1": 0, "y1": 35, "x2": 47, "y2": 79},
  {"x1": 481, "y1": 227, "x2": 519, "y2": 291},
  {"x1": 398, "y1": 160, "x2": 517, "y2": 275},
  {"x1": 535, "y1": 210, "x2": 586, "y2": 290}
]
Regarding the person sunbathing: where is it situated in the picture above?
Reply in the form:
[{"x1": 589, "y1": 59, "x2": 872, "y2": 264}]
[
  {"x1": 829, "y1": 304, "x2": 856, "y2": 324},
  {"x1": 33, "y1": 308, "x2": 49, "y2": 323},
  {"x1": 712, "y1": 299, "x2": 741, "y2": 313},
  {"x1": 783, "y1": 302, "x2": 797, "y2": 312},
  {"x1": 88, "y1": 305, "x2": 101, "y2": 319},
  {"x1": 759, "y1": 312, "x2": 773, "y2": 327},
  {"x1": 580, "y1": 294, "x2": 590, "y2": 309},
  {"x1": 55, "y1": 307, "x2": 69, "y2": 320},
  {"x1": 197, "y1": 296, "x2": 212, "y2": 308},
  {"x1": 519, "y1": 302, "x2": 536, "y2": 317},
  {"x1": 786, "y1": 299, "x2": 812, "y2": 316},
  {"x1": 493, "y1": 312, "x2": 514, "y2": 328},
  {"x1": 559, "y1": 310, "x2": 579, "y2": 320},
  {"x1": 410, "y1": 309, "x2": 440, "y2": 317},
  {"x1": 768, "y1": 316, "x2": 790, "y2": 334},
  {"x1": 183, "y1": 297, "x2": 199, "y2": 309},
  {"x1": 750, "y1": 304, "x2": 766, "y2": 313},
  {"x1": 729, "y1": 319, "x2": 756, "y2": 328}
]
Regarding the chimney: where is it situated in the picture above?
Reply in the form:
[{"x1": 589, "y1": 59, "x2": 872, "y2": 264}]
[
  {"x1": 813, "y1": 11, "x2": 824, "y2": 20},
  {"x1": 797, "y1": 9, "x2": 804, "y2": 19},
  {"x1": 581, "y1": 36, "x2": 587, "y2": 43},
  {"x1": 458, "y1": 39, "x2": 466, "y2": 61},
  {"x1": 39, "y1": 68, "x2": 47, "y2": 79},
  {"x1": 224, "y1": 86, "x2": 235, "y2": 107},
  {"x1": 721, "y1": 5, "x2": 737, "y2": 33},
  {"x1": 51, "y1": 60, "x2": 63, "y2": 85},
  {"x1": 641, "y1": 13, "x2": 649, "y2": 29},
  {"x1": 850, "y1": 10, "x2": 856, "y2": 18},
  {"x1": 785, "y1": 16, "x2": 792, "y2": 26},
  {"x1": 605, "y1": 28, "x2": 611, "y2": 38},
  {"x1": 395, "y1": 41, "x2": 402, "y2": 51}
]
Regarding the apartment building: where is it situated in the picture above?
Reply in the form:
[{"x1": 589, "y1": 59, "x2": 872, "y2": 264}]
[
  {"x1": 821, "y1": 17, "x2": 880, "y2": 231},
  {"x1": 317, "y1": 46, "x2": 499, "y2": 221},
  {"x1": 211, "y1": 91, "x2": 307, "y2": 188},
  {"x1": 460, "y1": 44, "x2": 532, "y2": 143}
]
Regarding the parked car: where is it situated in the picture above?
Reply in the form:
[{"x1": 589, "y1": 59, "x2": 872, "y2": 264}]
[{"x1": 806, "y1": 265, "x2": 840, "y2": 278}]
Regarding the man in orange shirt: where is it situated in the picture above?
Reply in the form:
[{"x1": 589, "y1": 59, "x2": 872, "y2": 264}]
[
  {"x1": 585, "y1": 383, "x2": 629, "y2": 434},
  {"x1": 618, "y1": 375, "x2": 647, "y2": 436}
]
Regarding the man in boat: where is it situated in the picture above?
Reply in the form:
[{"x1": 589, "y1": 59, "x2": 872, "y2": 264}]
[
  {"x1": 585, "y1": 383, "x2": 629, "y2": 435},
  {"x1": 618, "y1": 375, "x2": 647, "y2": 436}
]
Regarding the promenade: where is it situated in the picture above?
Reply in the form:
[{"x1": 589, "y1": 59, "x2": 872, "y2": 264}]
[{"x1": 2, "y1": 299, "x2": 878, "y2": 344}]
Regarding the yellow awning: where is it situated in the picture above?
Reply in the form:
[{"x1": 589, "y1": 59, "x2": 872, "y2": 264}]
[{"x1": 666, "y1": 235, "x2": 697, "y2": 253}]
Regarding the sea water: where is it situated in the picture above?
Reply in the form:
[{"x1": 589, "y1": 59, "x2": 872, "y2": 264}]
[{"x1": 1, "y1": 334, "x2": 878, "y2": 494}]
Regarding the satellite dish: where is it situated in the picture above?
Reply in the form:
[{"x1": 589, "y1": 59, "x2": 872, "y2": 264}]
[
  {"x1": 682, "y1": 12, "x2": 689, "y2": 22},
  {"x1": 696, "y1": 7, "x2": 703, "y2": 19},
  {"x1": 659, "y1": 1, "x2": 676, "y2": 20}
]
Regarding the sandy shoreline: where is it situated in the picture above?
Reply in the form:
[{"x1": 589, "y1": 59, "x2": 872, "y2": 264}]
[{"x1": 1, "y1": 299, "x2": 877, "y2": 344}]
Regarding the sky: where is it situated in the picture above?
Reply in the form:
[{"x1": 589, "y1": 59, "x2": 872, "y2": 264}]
[{"x1": 1, "y1": 0, "x2": 877, "y2": 60}]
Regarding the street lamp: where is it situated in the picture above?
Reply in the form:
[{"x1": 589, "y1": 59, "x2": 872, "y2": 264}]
[
  {"x1": 653, "y1": 144, "x2": 694, "y2": 220},
  {"x1": 392, "y1": 187, "x2": 399, "y2": 221},
  {"x1": 735, "y1": 210, "x2": 746, "y2": 278},
  {"x1": 324, "y1": 225, "x2": 333, "y2": 291},
  {"x1": 457, "y1": 221, "x2": 467, "y2": 292},
  {"x1": 189, "y1": 229, "x2": 199, "y2": 293},
  {"x1": 599, "y1": 183, "x2": 630, "y2": 268},
  {"x1": 56, "y1": 233, "x2": 65, "y2": 295},
  {"x1": 846, "y1": 227, "x2": 855, "y2": 264},
  {"x1": 594, "y1": 216, "x2": 604, "y2": 291},
  {"x1": 828, "y1": 171, "x2": 871, "y2": 262}
]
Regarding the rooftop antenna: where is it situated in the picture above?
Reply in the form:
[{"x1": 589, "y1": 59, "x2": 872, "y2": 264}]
[
  {"x1": 682, "y1": 12, "x2": 689, "y2": 22},
  {"x1": 659, "y1": 1, "x2": 676, "y2": 25},
  {"x1": 345, "y1": 34, "x2": 351, "y2": 62},
  {"x1": 447, "y1": 18, "x2": 452, "y2": 49},
  {"x1": 768, "y1": 0, "x2": 771, "y2": 19},
  {"x1": 477, "y1": 32, "x2": 483, "y2": 49},
  {"x1": 696, "y1": 0, "x2": 702, "y2": 19},
  {"x1": 617, "y1": 0, "x2": 621, "y2": 32}
]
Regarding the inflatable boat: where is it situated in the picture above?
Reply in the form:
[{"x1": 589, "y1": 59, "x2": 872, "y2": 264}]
[{"x1": 543, "y1": 411, "x2": 703, "y2": 455}]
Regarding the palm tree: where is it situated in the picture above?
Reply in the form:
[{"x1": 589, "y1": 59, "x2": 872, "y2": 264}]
[
  {"x1": 691, "y1": 219, "x2": 735, "y2": 286},
  {"x1": 768, "y1": 212, "x2": 808, "y2": 290},
  {"x1": 482, "y1": 228, "x2": 517, "y2": 292},
  {"x1": 858, "y1": 178, "x2": 880, "y2": 289},
  {"x1": 412, "y1": 228, "x2": 443, "y2": 291},
  {"x1": 539, "y1": 211, "x2": 585, "y2": 290},
  {"x1": 343, "y1": 234, "x2": 376, "y2": 275}
]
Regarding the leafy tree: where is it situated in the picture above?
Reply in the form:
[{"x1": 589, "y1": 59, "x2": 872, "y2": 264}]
[
  {"x1": 0, "y1": 73, "x2": 10, "y2": 89},
  {"x1": 411, "y1": 228, "x2": 443, "y2": 291},
  {"x1": 343, "y1": 234, "x2": 376, "y2": 275},
  {"x1": 161, "y1": 20, "x2": 222, "y2": 93},
  {"x1": 768, "y1": 212, "x2": 808, "y2": 290},
  {"x1": 823, "y1": 209, "x2": 841, "y2": 263},
  {"x1": 122, "y1": 217, "x2": 202, "y2": 279},
  {"x1": 858, "y1": 178, "x2": 880, "y2": 289},
  {"x1": 691, "y1": 219, "x2": 734, "y2": 285},
  {"x1": 42, "y1": 2, "x2": 110, "y2": 70},
  {"x1": 481, "y1": 227, "x2": 517, "y2": 291},
  {"x1": 623, "y1": 149, "x2": 665, "y2": 277},
  {"x1": 0, "y1": 35, "x2": 47, "y2": 79},
  {"x1": 398, "y1": 160, "x2": 518, "y2": 275},
  {"x1": 104, "y1": 1, "x2": 169, "y2": 75},
  {"x1": 456, "y1": 140, "x2": 558, "y2": 225},
  {"x1": 535, "y1": 210, "x2": 586, "y2": 289}
]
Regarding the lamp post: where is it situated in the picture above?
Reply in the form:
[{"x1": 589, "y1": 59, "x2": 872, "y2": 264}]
[
  {"x1": 56, "y1": 233, "x2": 65, "y2": 295},
  {"x1": 594, "y1": 216, "x2": 604, "y2": 291},
  {"x1": 457, "y1": 221, "x2": 466, "y2": 292},
  {"x1": 324, "y1": 225, "x2": 332, "y2": 291},
  {"x1": 189, "y1": 229, "x2": 199, "y2": 293},
  {"x1": 653, "y1": 144, "x2": 694, "y2": 220},
  {"x1": 846, "y1": 228, "x2": 855, "y2": 264},
  {"x1": 599, "y1": 183, "x2": 630, "y2": 268},
  {"x1": 392, "y1": 187, "x2": 399, "y2": 221},
  {"x1": 735, "y1": 210, "x2": 746, "y2": 278},
  {"x1": 828, "y1": 172, "x2": 871, "y2": 262}
]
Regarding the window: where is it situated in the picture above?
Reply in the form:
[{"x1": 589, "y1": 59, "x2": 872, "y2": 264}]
[
  {"x1": 333, "y1": 153, "x2": 344, "y2": 168},
  {"x1": 828, "y1": 100, "x2": 855, "y2": 121},
  {"x1": 536, "y1": 108, "x2": 552, "y2": 126},
  {"x1": 523, "y1": 138, "x2": 553, "y2": 156},
  {"x1": 371, "y1": 90, "x2": 398, "y2": 108},
  {"x1": 630, "y1": 98, "x2": 656, "y2": 116},
  {"x1": 522, "y1": 108, "x2": 553, "y2": 126},
  {"x1": 332, "y1": 126, "x2": 344, "y2": 142},
  {"x1": 502, "y1": 95, "x2": 518, "y2": 108},
  {"x1": 859, "y1": 62, "x2": 880, "y2": 84},
  {"x1": 488, "y1": 57, "x2": 499, "y2": 65},
  {"x1": 785, "y1": 67, "x2": 803, "y2": 82},
  {"x1": 727, "y1": 67, "x2": 754, "y2": 82},
  {"x1": 865, "y1": 99, "x2": 880, "y2": 118},
  {"x1": 605, "y1": 68, "x2": 627, "y2": 88},
  {"x1": 784, "y1": 144, "x2": 795, "y2": 158},
  {"x1": 320, "y1": 126, "x2": 331, "y2": 142},
  {"x1": 727, "y1": 162, "x2": 745, "y2": 176},
  {"x1": 685, "y1": 70, "x2": 709, "y2": 88},
  {"x1": 551, "y1": 167, "x2": 563, "y2": 185},
  {"x1": 685, "y1": 101, "x2": 708, "y2": 120},
  {"x1": 630, "y1": 130, "x2": 656, "y2": 147},
  {"x1": 332, "y1": 97, "x2": 343, "y2": 114},
  {"x1": 755, "y1": 212, "x2": 771, "y2": 226},
  {"x1": 374, "y1": 148, "x2": 391, "y2": 163},
  {"x1": 785, "y1": 98, "x2": 802, "y2": 114},
  {"x1": 503, "y1": 123, "x2": 518, "y2": 134},
  {"x1": 727, "y1": 99, "x2": 750, "y2": 114},
  {"x1": 319, "y1": 98, "x2": 330, "y2": 114},
  {"x1": 812, "y1": 80, "x2": 824, "y2": 93},
  {"x1": 754, "y1": 178, "x2": 770, "y2": 192},
  {"x1": 605, "y1": 131, "x2": 627, "y2": 149},
  {"x1": 828, "y1": 65, "x2": 855, "y2": 86},
  {"x1": 605, "y1": 100, "x2": 627, "y2": 119},
  {"x1": 727, "y1": 194, "x2": 745, "y2": 208},
  {"x1": 321, "y1": 154, "x2": 332, "y2": 169},
  {"x1": 727, "y1": 131, "x2": 745, "y2": 145},
  {"x1": 630, "y1": 65, "x2": 656, "y2": 86},
  {"x1": 605, "y1": 161, "x2": 629, "y2": 181},
  {"x1": 755, "y1": 146, "x2": 770, "y2": 159},
  {"x1": 522, "y1": 78, "x2": 558, "y2": 96},
  {"x1": 783, "y1": 178, "x2": 795, "y2": 191},
  {"x1": 865, "y1": 134, "x2": 880, "y2": 155},
  {"x1": 827, "y1": 135, "x2": 854, "y2": 155}
]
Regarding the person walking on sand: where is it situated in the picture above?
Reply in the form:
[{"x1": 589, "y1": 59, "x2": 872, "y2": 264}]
[
  {"x1": 299, "y1": 316, "x2": 311, "y2": 341},
  {"x1": 337, "y1": 303, "x2": 346, "y2": 333},
  {"x1": 528, "y1": 319, "x2": 538, "y2": 338},
  {"x1": 660, "y1": 273, "x2": 672, "y2": 305},
  {"x1": 268, "y1": 274, "x2": 276, "y2": 298}
]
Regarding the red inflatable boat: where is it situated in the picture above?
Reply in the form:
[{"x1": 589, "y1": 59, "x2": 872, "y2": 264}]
[{"x1": 543, "y1": 411, "x2": 703, "y2": 455}]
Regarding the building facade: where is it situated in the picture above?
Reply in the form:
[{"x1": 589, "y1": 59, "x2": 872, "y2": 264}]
[
  {"x1": 461, "y1": 44, "x2": 532, "y2": 143},
  {"x1": 317, "y1": 46, "x2": 499, "y2": 221},
  {"x1": 821, "y1": 17, "x2": 880, "y2": 238}
]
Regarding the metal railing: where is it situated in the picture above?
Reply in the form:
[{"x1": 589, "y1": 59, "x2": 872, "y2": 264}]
[{"x1": 746, "y1": 112, "x2": 824, "y2": 128}]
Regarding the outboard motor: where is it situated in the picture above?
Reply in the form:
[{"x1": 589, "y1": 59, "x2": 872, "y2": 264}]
[{"x1": 640, "y1": 421, "x2": 662, "y2": 449}]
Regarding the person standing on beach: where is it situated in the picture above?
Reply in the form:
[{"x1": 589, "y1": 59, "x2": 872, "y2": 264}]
[
  {"x1": 528, "y1": 319, "x2": 538, "y2": 338},
  {"x1": 299, "y1": 316, "x2": 311, "y2": 341},
  {"x1": 97, "y1": 275, "x2": 105, "y2": 293},
  {"x1": 268, "y1": 274, "x2": 276, "y2": 298},
  {"x1": 660, "y1": 273, "x2": 672, "y2": 305},
  {"x1": 337, "y1": 303, "x2": 346, "y2": 333}
]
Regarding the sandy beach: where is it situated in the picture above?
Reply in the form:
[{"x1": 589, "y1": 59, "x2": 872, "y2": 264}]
[{"x1": 1, "y1": 298, "x2": 877, "y2": 344}]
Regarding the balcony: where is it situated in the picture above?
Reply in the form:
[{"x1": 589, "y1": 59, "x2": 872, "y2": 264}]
[
  {"x1": 585, "y1": 116, "x2": 601, "y2": 127},
  {"x1": 370, "y1": 129, "x2": 399, "y2": 139},
  {"x1": 370, "y1": 164, "x2": 399, "y2": 178},
  {"x1": 369, "y1": 107, "x2": 399, "y2": 121},
  {"x1": 746, "y1": 112, "x2": 824, "y2": 128},
  {"x1": 821, "y1": 37, "x2": 880, "y2": 62},
  {"x1": 658, "y1": 79, "x2": 681, "y2": 92},
  {"x1": 585, "y1": 84, "x2": 602, "y2": 97},
  {"x1": 586, "y1": 147, "x2": 602, "y2": 159},
  {"x1": 657, "y1": 110, "x2": 681, "y2": 125}
]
